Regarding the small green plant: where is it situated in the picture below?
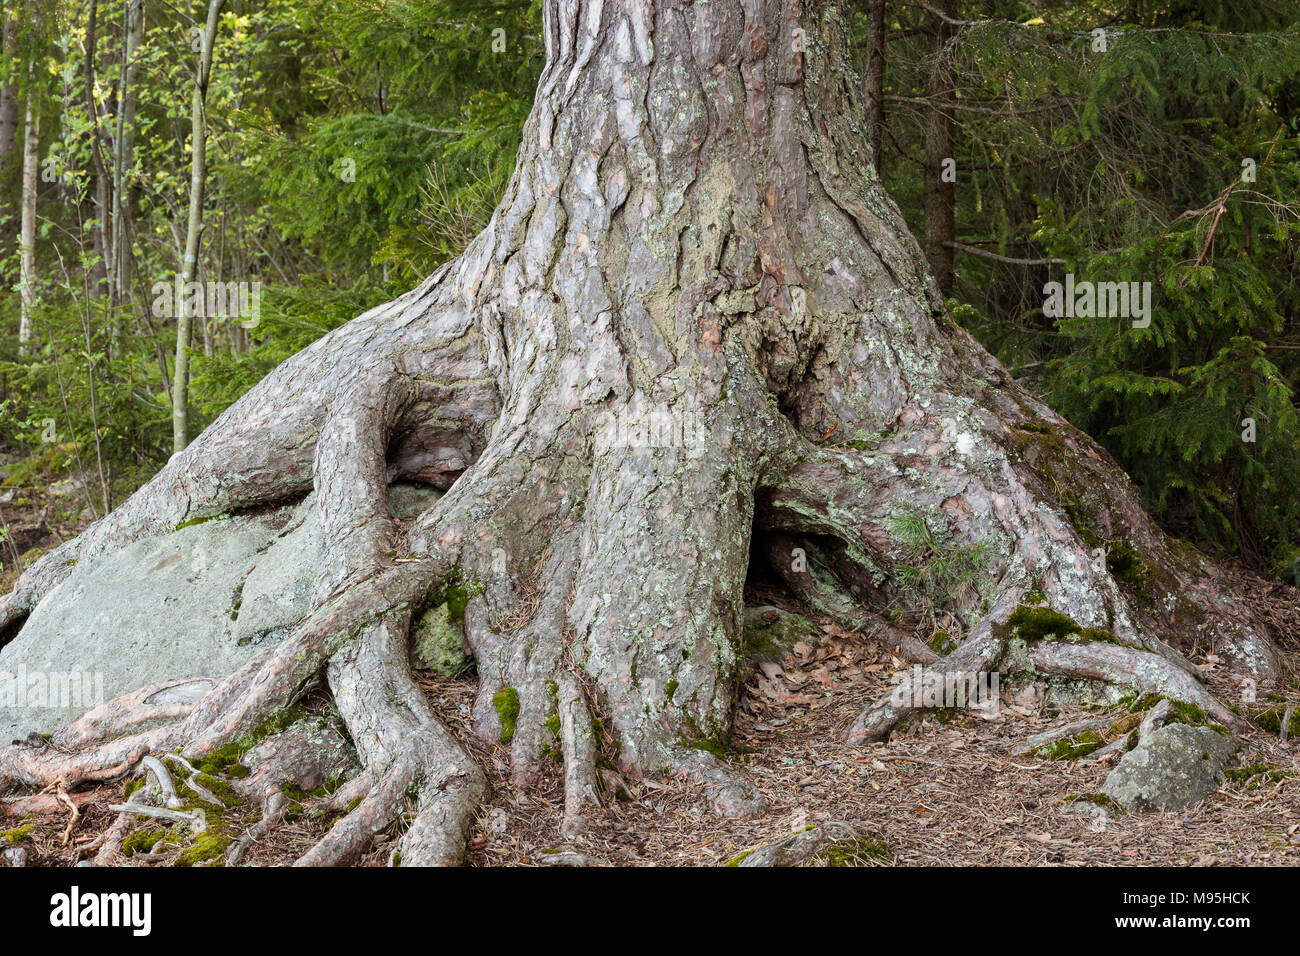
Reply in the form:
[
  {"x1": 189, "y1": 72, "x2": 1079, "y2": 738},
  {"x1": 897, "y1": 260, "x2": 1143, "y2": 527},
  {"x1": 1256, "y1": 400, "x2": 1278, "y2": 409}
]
[{"x1": 888, "y1": 509, "x2": 992, "y2": 610}]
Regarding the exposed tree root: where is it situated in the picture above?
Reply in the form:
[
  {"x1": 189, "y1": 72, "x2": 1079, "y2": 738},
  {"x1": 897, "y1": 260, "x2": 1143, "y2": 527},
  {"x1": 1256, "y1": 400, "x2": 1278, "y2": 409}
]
[
  {"x1": 846, "y1": 590, "x2": 1023, "y2": 744},
  {"x1": 53, "y1": 680, "x2": 216, "y2": 751},
  {"x1": 848, "y1": 594, "x2": 1246, "y2": 746},
  {"x1": 556, "y1": 673, "x2": 602, "y2": 837},
  {"x1": 86, "y1": 811, "x2": 138, "y2": 867},
  {"x1": 226, "y1": 792, "x2": 287, "y2": 867},
  {"x1": 0, "y1": 789, "x2": 96, "y2": 816},
  {"x1": 296, "y1": 611, "x2": 485, "y2": 866},
  {"x1": 1027, "y1": 641, "x2": 1243, "y2": 731},
  {"x1": 141, "y1": 755, "x2": 184, "y2": 808},
  {"x1": 0, "y1": 727, "x2": 169, "y2": 791}
]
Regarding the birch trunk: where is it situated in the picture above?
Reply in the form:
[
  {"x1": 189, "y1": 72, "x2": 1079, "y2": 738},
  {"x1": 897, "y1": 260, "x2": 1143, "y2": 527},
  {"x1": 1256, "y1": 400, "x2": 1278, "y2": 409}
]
[
  {"x1": 171, "y1": 0, "x2": 225, "y2": 454},
  {"x1": 17, "y1": 91, "x2": 38, "y2": 355}
]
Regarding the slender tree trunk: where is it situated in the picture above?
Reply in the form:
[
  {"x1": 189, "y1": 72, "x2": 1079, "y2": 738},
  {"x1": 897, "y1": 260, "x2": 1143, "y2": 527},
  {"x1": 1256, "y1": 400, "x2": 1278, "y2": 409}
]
[
  {"x1": 0, "y1": 0, "x2": 1280, "y2": 866},
  {"x1": 83, "y1": 0, "x2": 112, "y2": 296},
  {"x1": 110, "y1": 0, "x2": 144, "y2": 306},
  {"x1": 171, "y1": 0, "x2": 225, "y2": 455},
  {"x1": 923, "y1": 0, "x2": 956, "y2": 296},
  {"x1": 17, "y1": 90, "x2": 38, "y2": 356},
  {"x1": 0, "y1": 14, "x2": 20, "y2": 252},
  {"x1": 863, "y1": 0, "x2": 886, "y2": 172}
]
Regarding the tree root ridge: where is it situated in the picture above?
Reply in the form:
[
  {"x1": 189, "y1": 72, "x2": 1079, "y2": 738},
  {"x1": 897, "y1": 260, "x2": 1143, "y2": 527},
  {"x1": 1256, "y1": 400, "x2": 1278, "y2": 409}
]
[{"x1": 845, "y1": 588, "x2": 1248, "y2": 746}]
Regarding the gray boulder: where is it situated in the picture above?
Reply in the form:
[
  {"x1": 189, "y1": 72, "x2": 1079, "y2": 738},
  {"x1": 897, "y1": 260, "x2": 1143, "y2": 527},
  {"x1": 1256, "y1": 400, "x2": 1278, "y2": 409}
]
[
  {"x1": 0, "y1": 483, "x2": 442, "y2": 743},
  {"x1": 1100, "y1": 723, "x2": 1241, "y2": 813}
]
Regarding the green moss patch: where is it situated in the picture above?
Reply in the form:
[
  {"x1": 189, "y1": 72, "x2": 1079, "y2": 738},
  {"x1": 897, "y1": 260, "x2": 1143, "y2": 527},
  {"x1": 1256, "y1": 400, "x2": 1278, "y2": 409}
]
[
  {"x1": 1039, "y1": 730, "x2": 1107, "y2": 760},
  {"x1": 2, "y1": 822, "x2": 35, "y2": 843},
  {"x1": 928, "y1": 631, "x2": 958, "y2": 655},
  {"x1": 494, "y1": 688, "x2": 520, "y2": 745},
  {"x1": 122, "y1": 827, "x2": 167, "y2": 857},
  {"x1": 174, "y1": 513, "x2": 229, "y2": 531},
  {"x1": 723, "y1": 849, "x2": 754, "y2": 867},
  {"x1": 1224, "y1": 763, "x2": 1293, "y2": 787},
  {"x1": 997, "y1": 605, "x2": 1127, "y2": 646},
  {"x1": 809, "y1": 835, "x2": 890, "y2": 867},
  {"x1": 1250, "y1": 706, "x2": 1300, "y2": 737},
  {"x1": 1065, "y1": 792, "x2": 1119, "y2": 811},
  {"x1": 175, "y1": 829, "x2": 231, "y2": 867}
]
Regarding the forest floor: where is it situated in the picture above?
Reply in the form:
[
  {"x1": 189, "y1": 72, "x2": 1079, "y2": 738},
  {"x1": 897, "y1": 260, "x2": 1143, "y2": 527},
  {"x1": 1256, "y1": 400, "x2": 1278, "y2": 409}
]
[{"x1": 2, "y1": 470, "x2": 1299, "y2": 867}]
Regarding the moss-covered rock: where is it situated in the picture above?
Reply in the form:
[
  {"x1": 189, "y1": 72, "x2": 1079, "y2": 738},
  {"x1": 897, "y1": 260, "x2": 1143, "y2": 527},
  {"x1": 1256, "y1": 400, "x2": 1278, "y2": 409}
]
[
  {"x1": 725, "y1": 822, "x2": 889, "y2": 867},
  {"x1": 409, "y1": 602, "x2": 474, "y2": 677},
  {"x1": 742, "y1": 606, "x2": 821, "y2": 662}
]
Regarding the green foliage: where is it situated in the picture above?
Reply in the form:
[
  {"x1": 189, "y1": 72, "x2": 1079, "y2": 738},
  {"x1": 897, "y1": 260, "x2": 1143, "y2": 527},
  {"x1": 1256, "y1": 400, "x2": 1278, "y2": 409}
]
[
  {"x1": 887, "y1": 508, "x2": 992, "y2": 608},
  {"x1": 0, "y1": 0, "x2": 541, "y2": 498},
  {"x1": 188, "y1": 278, "x2": 391, "y2": 424},
  {"x1": 868, "y1": 0, "x2": 1300, "y2": 569}
]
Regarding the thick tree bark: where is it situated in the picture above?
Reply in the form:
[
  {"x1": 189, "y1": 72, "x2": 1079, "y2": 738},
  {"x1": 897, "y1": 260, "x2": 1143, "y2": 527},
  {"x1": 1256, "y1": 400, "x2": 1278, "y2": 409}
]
[{"x1": 0, "y1": 0, "x2": 1281, "y2": 865}]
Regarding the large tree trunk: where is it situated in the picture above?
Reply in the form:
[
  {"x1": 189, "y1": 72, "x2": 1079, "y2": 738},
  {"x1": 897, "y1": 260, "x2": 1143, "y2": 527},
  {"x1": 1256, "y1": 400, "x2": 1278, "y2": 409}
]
[{"x1": 0, "y1": 0, "x2": 1280, "y2": 865}]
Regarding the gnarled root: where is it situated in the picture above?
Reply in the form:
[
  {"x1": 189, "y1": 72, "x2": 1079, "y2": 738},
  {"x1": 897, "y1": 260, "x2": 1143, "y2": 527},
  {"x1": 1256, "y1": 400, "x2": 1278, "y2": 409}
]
[
  {"x1": 295, "y1": 611, "x2": 485, "y2": 867},
  {"x1": 54, "y1": 679, "x2": 217, "y2": 750},
  {"x1": 1027, "y1": 640, "x2": 1243, "y2": 731},
  {"x1": 556, "y1": 673, "x2": 603, "y2": 837},
  {"x1": 846, "y1": 596, "x2": 1245, "y2": 745},
  {"x1": 225, "y1": 716, "x2": 357, "y2": 865},
  {"x1": 846, "y1": 590, "x2": 1023, "y2": 744}
]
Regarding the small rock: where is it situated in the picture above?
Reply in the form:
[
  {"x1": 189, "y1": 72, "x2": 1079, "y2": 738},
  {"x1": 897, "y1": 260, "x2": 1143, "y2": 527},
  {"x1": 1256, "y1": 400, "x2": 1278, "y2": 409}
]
[
  {"x1": 536, "y1": 848, "x2": 604, "y2": 867},
  {"x1": 3, "y1": 847, "x2": 28, "y2": 867},
  {"x1": 727, "y1": 822, "x2": 889, "y2": 867},
  {"x1": 742, "y1": 606, "x2": 821, "y2": 662},
  {"x1": 1100, "y1": 723, "x2": 1240, "y2": 813}
]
